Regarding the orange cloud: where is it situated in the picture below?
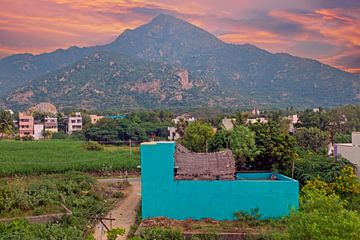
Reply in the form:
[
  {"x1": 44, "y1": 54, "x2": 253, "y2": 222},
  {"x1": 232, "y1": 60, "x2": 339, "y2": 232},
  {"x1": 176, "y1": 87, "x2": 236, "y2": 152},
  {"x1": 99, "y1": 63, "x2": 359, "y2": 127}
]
[{"x1": 0, "y1": 0, "x2": 358, "y2": 73}]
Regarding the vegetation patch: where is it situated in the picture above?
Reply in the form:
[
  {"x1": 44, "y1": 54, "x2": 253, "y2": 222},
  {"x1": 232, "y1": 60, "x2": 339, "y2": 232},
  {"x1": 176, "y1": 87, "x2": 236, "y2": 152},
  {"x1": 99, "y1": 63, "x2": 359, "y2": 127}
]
[
  {"x1": 0, "y1": 172, "x2": 128, "y2": 239},
  {"x1": 0, "y1": 139, "x2": 139, "y2": 176}
]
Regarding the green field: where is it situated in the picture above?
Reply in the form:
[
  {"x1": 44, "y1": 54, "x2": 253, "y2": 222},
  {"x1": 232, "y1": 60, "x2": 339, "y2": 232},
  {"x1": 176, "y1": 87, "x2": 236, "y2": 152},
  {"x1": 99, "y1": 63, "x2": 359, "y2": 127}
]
[{"x1": 0, "y1": 140, "x2": 139, "y2": 176}]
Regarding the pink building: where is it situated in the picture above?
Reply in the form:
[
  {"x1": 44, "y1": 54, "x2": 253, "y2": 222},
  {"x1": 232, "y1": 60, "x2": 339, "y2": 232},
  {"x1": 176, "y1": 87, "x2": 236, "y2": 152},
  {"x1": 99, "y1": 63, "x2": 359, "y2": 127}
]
[{"x1": 19, "y1": 112, "x2": 34, "y2": 138}]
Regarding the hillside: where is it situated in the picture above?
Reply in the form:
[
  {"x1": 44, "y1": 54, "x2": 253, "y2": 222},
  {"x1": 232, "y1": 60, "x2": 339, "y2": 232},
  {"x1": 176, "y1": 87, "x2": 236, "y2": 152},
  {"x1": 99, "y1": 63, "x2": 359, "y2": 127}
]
[
  {"x1": 5, "y1": 52, "x2": 230, "y2": 110},
  {"x1": 1, "y1": 14, "x2": 359, "y2": 110}
]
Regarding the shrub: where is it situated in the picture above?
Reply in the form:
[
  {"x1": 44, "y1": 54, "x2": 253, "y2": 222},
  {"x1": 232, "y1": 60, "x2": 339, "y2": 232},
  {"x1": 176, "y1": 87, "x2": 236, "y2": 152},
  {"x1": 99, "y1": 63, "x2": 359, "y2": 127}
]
[
  {"x1": 21, "y1": 135, "x2": 34, "y2": 141},
  {"x1": 51, "y1": 132, "x2": 68, "y2": 139},
  {"x1": 234, "y1": 208, "x2": 262, "y2": 226},
  {"x1": 136, "y1": 227, "x2": 183, "y2": 240},
  {"x1": 284, "y1": 190, "x2": 360, "y2": 240},
  {"x1": 84, "y1": 141, "x2": 104, "y2": 151},
  {"x1": 107, "y1": 227, "x2": 125, "y2": 240}
]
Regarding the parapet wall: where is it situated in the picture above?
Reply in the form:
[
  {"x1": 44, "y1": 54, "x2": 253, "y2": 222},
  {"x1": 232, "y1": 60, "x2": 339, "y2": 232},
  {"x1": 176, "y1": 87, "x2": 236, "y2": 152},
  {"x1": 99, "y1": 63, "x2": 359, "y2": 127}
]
[{"x1": 141, "y1": 142, "x2": 299, "y2": 220}]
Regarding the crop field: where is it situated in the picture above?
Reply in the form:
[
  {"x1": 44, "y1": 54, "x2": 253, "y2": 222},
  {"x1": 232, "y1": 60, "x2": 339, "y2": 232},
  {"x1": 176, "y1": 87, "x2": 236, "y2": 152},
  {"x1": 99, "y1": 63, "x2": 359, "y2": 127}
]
[{"x1": 0, "y1": 140, "x2": 139, "y2": 176}]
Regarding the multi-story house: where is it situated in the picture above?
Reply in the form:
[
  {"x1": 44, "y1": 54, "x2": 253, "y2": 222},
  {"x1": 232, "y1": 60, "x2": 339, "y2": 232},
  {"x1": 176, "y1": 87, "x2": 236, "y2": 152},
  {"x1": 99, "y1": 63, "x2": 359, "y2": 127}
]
[
  {"x1": 65, "y1": 112, "x2": 82, "y2": 134},
  {"x1": 19, "y1": 112, "x2": 34, "y2": 138},
  {"x1": 44, "y1": 117, "x2": 58, "y2": 133},
  {"x1": 334, "y1": 132, "x2": 360, "y2": 176}
]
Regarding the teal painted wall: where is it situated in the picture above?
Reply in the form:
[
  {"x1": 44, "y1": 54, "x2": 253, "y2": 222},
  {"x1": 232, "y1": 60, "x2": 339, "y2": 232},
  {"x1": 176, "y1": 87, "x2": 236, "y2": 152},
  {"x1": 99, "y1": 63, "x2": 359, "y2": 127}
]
[{"x1": 141, "y1": 142, "x2": 299, "y2": 220}]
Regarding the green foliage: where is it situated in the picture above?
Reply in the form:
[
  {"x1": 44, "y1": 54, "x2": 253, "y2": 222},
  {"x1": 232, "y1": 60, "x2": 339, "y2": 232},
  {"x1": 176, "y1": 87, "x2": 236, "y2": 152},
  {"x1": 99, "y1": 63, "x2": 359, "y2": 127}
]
[
  {"x1": 294, "y1": 127, "x2": 329, "y2": 153},
  {"x1": 181, "y1": 121, "x2": 215, "y2": 152},
  {"x1": 0, "y1": 110, "x2": 14, "y2": 140},
  {"x1": 333, "y1": 133, "x2": 351, "y2": 143},
  {"x1": 51, "y1": 132, "x2": 68, "y2": 139},
  {"x1": 234, "y1": 208, "x2": 261, "y2": 227},
  {"x1": 191, "y1": 232, "x2": 219, "y2": 240},
  {"x1": 136, "y1": 227, "x2": 183, "y2": 240},
  {"x1": 297, "y1": 109, "x2": 330, "y2": 131},
  {"x1": 21, "y1": 135, "x2": 34, "y2": 141},
  {"x1": 301, "y1": 166, "x2": 360, "y2": 209},
  {"x1": 0, "y1": 172, "x2": 120, "y2": 239},
  {"x1": 248, "y1": 121, "x2": 296, "y2": 172},
  {"x1": 230, "y1": 125, "x2": 259, "y2": 166},
  {"x1": 294, "y1": 150, "x2": 350, "y2": 185},
  {"x1": 208, "y1": 129, "x2": 230, "y2": 152},
  {"x1": 84, "y1": 141, "x2": 104, "y2": 151},
  {"x1": 283, "y1": 190, "x2": 360, "y2": 240},
  {"x1": 0, "y1": 140, "x2": 139, "y2": 176},
  {"x1": 85, "y1": 118, "x2": 149, "y2": 142},
  {"x1": 107, "y1": 227, "x2": 125, "y2": 240}
]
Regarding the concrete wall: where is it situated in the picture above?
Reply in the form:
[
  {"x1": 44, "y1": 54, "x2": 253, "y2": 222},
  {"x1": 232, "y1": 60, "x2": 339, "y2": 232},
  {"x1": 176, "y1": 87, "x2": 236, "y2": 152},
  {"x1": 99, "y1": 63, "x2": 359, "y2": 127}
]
[
  {"x1": 33, "y1": 124, "x2": 44, "y2": 140},
  {"x1": 352, "y1": 132, "x2": 360, "y2": 146},
  {"x1": 141, "y1": 142, "x2": 299, "y2": 220},
  {"x1": 335, "y1": 144, "x2": 360, "y2": 174}
]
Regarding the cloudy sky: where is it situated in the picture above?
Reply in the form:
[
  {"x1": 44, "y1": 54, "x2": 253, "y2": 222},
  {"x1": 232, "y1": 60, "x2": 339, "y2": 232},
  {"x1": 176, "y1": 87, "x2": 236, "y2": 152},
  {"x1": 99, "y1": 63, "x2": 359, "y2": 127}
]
[{"x1": 0, "y1": 0, "x2": 359, "y2": 74}]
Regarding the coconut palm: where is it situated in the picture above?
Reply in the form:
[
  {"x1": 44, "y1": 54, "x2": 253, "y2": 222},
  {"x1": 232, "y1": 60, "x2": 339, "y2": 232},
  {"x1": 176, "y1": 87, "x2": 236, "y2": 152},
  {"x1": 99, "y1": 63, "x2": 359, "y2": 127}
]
[{"x1": 0, "y1": 110, "x2": 14, "y2": 140}]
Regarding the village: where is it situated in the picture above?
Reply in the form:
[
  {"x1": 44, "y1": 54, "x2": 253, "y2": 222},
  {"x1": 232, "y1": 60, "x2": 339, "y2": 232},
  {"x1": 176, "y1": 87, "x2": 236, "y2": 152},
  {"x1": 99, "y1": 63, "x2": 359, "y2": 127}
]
[{"x1": 1, "y1": 103, "x2": 360, "y2": 239}]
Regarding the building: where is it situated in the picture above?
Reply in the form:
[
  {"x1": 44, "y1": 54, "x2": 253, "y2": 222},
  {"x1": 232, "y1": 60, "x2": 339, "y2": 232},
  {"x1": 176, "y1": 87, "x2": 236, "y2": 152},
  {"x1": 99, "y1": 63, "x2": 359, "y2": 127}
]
[
  {"x1": 90, "y1": 115, "x2": 104, "y2": 124},
  {"x1": 19, "y1": 112, "x2": 34, "y2": 138},
  {"x1": 246, "y1": 117, "x2": 268, "y2": 124},
  {"x1": 141, "y1": 142, "x2": 299, "y2": 220},
  {"x1": 44, "y1": 117, "x2": 58, "y2": 133},
  {"x1": 65, "y1": 112, "x2": 82, "y2": 134},
  {"x1": 334, "y1": 132, "x2": 360, "y2": 175},
  {"x1": 251, "y1": 108, "x2": 260, "y2": 116},
  {"x1": 172, "y1": 114, "x2": 196, "y2": 124},
  {"x1": 33, "y1": 123, "x2": 44, "y2": 140},
  {"x1": 168, "y1": 127, "x2": 180, "y2": 140},
  {"x1": 221, "y1": 117, "x2": 235, "y2": 131},
  {"x1": 168, "y1": 114, "x2": 196, "y2": 140},
  {"x1": 282, "y1": 114, "x2": 299, "y2": 133}
]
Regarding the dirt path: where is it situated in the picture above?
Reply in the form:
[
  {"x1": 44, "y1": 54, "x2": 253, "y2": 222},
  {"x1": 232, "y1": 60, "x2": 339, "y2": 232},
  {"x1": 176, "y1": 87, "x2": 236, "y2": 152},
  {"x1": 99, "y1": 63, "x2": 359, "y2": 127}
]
[{"x1": 94, "y1": 178, "x2": 141, "y2": 240}]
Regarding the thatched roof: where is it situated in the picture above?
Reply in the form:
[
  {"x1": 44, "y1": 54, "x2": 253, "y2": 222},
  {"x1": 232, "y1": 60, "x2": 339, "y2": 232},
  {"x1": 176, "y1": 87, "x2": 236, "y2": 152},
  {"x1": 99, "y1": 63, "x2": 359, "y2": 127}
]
[{"x1": 174, "y1": 144, "x2": 236, "y2": 180}]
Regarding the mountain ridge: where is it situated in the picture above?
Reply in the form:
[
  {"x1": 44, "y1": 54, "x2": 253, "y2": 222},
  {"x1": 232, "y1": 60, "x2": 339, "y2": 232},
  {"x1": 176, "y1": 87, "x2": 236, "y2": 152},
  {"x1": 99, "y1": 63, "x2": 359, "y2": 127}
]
[{"x1": 1, "y1": 14, "x2": 359, "y2": 110}]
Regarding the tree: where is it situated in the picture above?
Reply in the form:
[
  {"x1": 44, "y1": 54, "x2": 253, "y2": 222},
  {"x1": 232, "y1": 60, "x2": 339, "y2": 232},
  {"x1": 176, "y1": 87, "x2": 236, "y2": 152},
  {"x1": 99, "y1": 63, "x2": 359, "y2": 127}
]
[
  {"x1": 230, "y1": 125, "x2": 259, "y2": 167},
  {"x1": 208, "y1": 129, "x2": 231, "y2": 152},
  {"x1": 294, "y1": 127, "x2": 330, "y2": 153},
  {"x1": 0, "y1": 110, "x2": 14, "y2": 140},
  {"x1": 297, "y1": 109, "x2": 330, "y2": 131},
  {"x1": 249, "y1": 121, "x2": 296, "y2": 172},
  {"x1": 181, "y1": 121, "x2": 215, "y2": 152}
]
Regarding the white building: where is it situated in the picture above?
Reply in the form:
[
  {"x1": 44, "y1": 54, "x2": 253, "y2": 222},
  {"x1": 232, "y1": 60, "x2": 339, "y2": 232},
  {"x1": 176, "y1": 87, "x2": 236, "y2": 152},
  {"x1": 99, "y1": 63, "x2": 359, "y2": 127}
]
[
  {"x1": 33, "y1": 123, "x2": 44, "y2": 140},
  {"x1": 168, "y1": 127, "x2": 181, "y2": 140},
  {"x1": 246, "y1": 117, "x2": 268, "y2": 124},
  {"x1": 66, "y1": 112, "x2": 82, "y2": 134},
  {"x1": 334, "y1": 132, "x2": 360, "y2": 175}
]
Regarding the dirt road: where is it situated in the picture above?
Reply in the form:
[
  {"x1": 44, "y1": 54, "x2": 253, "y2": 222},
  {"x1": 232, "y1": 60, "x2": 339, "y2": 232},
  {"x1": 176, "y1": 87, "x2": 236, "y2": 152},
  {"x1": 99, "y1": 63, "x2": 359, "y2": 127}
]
[{"x1": 94, "y1": 178, "x2": 141, "y2": 240}]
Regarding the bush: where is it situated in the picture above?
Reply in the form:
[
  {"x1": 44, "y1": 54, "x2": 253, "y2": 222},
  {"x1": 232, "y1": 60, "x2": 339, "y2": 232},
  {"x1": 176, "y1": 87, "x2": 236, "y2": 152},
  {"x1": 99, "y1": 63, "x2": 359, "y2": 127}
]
[
  {"x1": 84, "y1": 141, "x2": 104, "y2": 151},
  {"x1": 135, "y1": 227, "x2": 183, "y2": 240},
  {"x1": 283, "y1": 190, "x2": 360, "y2": 240},
  {"x1": 51, "y1": 132, "x2": 68, "y2": 139},
  {"x1": 21, "y1": 135, "x2": 34, "y2": 141}
]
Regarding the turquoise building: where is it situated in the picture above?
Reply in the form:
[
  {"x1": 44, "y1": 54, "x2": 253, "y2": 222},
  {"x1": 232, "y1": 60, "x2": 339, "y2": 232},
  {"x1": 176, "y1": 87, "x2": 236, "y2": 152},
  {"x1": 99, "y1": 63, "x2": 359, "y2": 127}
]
[{"x1": 141, "y1": 141, "x2": 299, "y2": 220}]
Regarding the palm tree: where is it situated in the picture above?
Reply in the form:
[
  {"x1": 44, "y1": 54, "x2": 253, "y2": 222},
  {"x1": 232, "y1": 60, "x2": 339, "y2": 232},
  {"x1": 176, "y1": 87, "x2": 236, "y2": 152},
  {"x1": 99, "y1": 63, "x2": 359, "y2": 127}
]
[{"x1": 0, "y1": 110, "x2": 14, "y2": 140}]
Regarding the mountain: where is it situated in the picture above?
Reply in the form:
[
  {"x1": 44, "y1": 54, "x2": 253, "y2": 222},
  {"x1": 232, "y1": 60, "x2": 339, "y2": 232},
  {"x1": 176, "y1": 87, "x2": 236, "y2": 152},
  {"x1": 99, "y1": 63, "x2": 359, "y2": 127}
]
[
  {"x1": 6, "y1": 52, "x2": 231, "y2": 110},
  {"x1": 1, "y1": 14, "x2": 360, "y2": 110}
]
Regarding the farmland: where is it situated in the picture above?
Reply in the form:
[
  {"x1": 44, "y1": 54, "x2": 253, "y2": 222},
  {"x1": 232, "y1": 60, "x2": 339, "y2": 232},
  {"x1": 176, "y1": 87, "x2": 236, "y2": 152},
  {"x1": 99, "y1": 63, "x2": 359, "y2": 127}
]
[
  {"x1": 0, "y1": 140, "x2": 139, "y2": 176},
  {"x1": 0, "y1": 172, "x2": 128, "y2": 239}
]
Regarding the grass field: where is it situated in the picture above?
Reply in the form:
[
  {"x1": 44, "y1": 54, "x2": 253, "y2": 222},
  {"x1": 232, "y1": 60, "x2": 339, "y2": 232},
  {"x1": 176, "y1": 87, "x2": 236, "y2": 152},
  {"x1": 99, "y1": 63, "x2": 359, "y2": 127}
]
[{"x1": 0, "y1": 140, "x2": 139, "y2": 176}]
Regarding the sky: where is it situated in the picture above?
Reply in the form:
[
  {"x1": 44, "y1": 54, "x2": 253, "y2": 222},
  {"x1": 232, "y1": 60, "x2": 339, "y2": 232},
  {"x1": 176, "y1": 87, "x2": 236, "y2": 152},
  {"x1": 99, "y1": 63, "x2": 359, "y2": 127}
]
[{"x1": 0, "y1": 0, "x2": 359, "y2": 74}]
